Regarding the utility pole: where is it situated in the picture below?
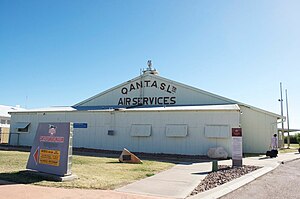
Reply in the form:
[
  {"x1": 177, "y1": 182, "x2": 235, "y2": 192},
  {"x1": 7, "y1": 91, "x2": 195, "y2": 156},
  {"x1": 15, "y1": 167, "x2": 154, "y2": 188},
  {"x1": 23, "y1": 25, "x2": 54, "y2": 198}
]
[
  {"x1": 279, "y1": 82, "x2": 284, "y2": 148},
  {"x1": 285, "y1": 89, "x2": 290, "y2": 148}
]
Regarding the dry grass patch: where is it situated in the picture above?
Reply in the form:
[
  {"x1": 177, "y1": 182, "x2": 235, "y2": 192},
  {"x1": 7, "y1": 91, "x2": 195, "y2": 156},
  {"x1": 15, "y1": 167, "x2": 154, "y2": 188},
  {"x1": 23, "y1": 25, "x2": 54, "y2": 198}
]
[
  {"x1": 279, "y1": 144, "x2": 299, "y2": 154},
  {"x1": 0, "y1": 150, "x2": 174, "y2": 189}
]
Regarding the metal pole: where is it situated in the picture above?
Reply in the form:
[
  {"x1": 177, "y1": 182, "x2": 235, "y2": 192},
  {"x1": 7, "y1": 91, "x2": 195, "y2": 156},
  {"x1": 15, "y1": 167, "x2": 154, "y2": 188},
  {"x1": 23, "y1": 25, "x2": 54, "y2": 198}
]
[
  {"x1": 285, "y1": 89, "x2": 290, "y2": 148},
  {"x1": 280, "y1": 82, "x2": 284, "y2": 148}
]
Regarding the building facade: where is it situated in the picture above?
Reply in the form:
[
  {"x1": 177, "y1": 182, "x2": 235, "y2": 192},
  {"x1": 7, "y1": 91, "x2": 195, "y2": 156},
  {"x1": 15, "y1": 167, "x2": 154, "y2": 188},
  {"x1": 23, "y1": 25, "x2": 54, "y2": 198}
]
[{"x1": 9, "y1": 68, "x2": 281, "y2": 156}]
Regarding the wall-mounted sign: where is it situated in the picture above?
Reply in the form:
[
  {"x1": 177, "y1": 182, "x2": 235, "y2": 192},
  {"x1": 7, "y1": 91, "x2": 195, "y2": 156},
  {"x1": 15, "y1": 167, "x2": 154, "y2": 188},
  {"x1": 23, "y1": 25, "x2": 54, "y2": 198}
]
[
  {"x1": 73, "y1": 123, "x2": 88, "y2": 128},
  {"x1": 120, "y1": 80, "x2": 177, "y2": 95},
  {"x1": 232, "y1": 128, "x2": 242, "y2": 136},
  {"x1": 118, "y1": 79, "x2": 178, "y2": 106},
  {"x1": 232, "y1": 128, "x2": 243, "y2": 167},
  {"x1": 26, "y1": 122, "x2": 73, "y2": 176},
  {"x1": 118, "y1": 96, "x2": 176, "y2": 106}
]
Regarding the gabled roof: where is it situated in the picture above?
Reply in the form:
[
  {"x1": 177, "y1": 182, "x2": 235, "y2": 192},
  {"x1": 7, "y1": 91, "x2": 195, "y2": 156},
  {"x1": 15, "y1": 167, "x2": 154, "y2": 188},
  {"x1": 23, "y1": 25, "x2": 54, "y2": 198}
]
[
  {"x1": 73, "y1": 73, "x2": 281, "y2": 118},
  {"x1": 9, "y1": 104, "x2": 240, "y2": 114},
  {"x1": 119, "y1": 104, "x2": 240, "y2": 112},
  {"x1": 8, "y1": 106, "x2": 75, "y2": 114},
  {"x1": 74, "y1": 73, "x2": 237, "y2": 107}
]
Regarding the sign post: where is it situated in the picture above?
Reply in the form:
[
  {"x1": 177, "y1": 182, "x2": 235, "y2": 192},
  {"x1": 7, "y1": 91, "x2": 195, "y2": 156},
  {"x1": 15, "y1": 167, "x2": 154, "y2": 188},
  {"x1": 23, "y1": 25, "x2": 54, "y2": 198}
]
[
  {"x1": 232, "y1": 128, "x2": 243, "y2": 167},
  {"x1": 26, "y1": 122, "x2": 76, "y2": 181}
]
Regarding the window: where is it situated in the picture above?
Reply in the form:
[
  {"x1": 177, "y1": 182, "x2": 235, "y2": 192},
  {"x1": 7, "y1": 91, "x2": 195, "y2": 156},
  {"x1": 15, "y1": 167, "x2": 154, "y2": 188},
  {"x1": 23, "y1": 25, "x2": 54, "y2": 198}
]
[
  {"x1": 205, "y1": 125, "x2": 229, "y2": 138},
  {"x1": 130, "y1": 124, "x2": 152, "y2": 137},
  {"x1": 15, "y1": 122, "x2": 31, "y2": 133},
  {"x1": 108, "y1": 130, "x2": 114, "y2": 136},
  {"x1": 165, "y1": 124, "x2": 188, "y2": 137},
  {"x1": 0, "y1": 119, "x2": 5, "y2": 124},
  {"x1": 7, "y1": 120, "x2": 10, "y2": 125}
]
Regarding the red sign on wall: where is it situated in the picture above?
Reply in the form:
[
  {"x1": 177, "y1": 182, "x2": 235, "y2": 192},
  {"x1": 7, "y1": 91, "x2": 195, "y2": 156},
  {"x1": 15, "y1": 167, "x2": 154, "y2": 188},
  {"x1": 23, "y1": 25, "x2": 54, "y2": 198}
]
[{"x1": 232, "y1": 128, "x2": 242, "y2": 137}]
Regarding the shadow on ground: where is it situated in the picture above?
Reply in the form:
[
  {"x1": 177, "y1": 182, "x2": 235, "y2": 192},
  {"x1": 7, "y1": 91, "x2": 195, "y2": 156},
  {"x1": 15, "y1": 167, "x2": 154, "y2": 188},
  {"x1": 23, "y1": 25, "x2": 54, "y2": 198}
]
[
  {"x1": 258, "y1": 156, "x2": 271, "y2": 160},
  {"x1": 0, "y1": 170, "x2": 53, "y2": 185},
  {"x1": 192, "y1": 171, "x2": 211, "y2": 175}
]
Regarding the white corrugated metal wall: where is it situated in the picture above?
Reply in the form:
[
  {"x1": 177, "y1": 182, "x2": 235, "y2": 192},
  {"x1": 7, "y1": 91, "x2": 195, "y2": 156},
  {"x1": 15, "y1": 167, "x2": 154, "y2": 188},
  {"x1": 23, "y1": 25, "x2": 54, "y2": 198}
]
[
  {"x1": 240, "y1": 106, "x2": 278, "y2": 153},
  {"x1": 10, "y1": 109, "x2": 240, "y2": 156}
]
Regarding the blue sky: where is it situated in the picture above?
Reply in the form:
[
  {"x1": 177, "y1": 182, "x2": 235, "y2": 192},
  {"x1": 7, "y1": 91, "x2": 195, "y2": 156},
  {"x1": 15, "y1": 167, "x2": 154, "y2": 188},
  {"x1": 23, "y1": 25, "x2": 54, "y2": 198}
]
[{"x1": 1, "y1": 0, "x2": 299, "y2": 129}]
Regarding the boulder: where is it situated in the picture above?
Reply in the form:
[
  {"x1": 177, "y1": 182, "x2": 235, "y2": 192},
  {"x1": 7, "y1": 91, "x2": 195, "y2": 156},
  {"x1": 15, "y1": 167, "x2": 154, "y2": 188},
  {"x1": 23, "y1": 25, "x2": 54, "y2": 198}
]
[
  {"x1": 119, "y1": 148, "x2": 143, "y2": 164},
  {"x1": 207, "y1": 147, "x2": 228, "y2": 159}
]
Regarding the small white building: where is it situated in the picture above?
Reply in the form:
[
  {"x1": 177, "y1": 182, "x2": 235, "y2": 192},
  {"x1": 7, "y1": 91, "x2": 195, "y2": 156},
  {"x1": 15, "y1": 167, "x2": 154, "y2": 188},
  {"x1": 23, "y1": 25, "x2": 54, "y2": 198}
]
[
  {"x1": 9, "y1": 67, "x2": 281, "y2": 156},
  {"x1": 0, "y1": 105, "x2": 24, "y2": 143},
  {"x1": 0, "y1": 105, "x2": 13, "y2": 128}
]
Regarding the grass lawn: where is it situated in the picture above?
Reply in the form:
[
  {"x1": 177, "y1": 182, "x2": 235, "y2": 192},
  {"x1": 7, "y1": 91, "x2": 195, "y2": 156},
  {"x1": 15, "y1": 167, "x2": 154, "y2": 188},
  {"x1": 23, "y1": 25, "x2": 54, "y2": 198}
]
[
  {"x1": 284, "y1": 143, "x2": 300, "y2": 148},
  {"x1": 0, "y1": 150, "x2": 174, "y2": 189},
  {"x1": 279, "y1": 144, "x2": 300, "y2": 153}
]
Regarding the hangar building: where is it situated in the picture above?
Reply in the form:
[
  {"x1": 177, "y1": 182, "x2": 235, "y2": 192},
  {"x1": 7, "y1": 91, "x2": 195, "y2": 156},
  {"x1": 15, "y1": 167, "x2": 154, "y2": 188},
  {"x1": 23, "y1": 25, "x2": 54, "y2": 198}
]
[{"x1": 9, "y1": 66, "x2": 281, "y2": 156}]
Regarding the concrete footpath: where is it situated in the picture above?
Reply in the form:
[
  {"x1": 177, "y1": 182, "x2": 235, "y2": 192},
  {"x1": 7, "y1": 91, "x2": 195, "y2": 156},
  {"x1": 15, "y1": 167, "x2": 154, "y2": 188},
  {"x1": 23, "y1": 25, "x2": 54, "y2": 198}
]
[
  {"x1": 117, "y1": 161, "x2": 212, "y2": 198},
  {"x1": 0, "y1": 180, "x2": 167, "y2": 199},
  {"x1": 116, "y1": 152, "x2": 300, "y2": 199}
]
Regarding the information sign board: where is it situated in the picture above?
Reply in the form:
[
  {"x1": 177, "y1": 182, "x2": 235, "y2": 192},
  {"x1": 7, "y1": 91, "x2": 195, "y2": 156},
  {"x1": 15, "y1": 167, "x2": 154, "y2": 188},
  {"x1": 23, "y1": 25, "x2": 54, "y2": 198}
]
[
  {"x1": 26, "y1": 122, "x2": 73, "y2": 176},
  {"x1": 232, "y1": 128, "x2": 243, "y2": 167}
]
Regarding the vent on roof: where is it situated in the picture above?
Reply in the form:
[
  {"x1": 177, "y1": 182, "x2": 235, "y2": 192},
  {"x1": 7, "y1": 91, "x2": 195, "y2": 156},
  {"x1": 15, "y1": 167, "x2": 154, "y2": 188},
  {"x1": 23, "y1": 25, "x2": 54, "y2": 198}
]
[{"x1": 142, "y1": 60, "x2": 159, "y2": 75}]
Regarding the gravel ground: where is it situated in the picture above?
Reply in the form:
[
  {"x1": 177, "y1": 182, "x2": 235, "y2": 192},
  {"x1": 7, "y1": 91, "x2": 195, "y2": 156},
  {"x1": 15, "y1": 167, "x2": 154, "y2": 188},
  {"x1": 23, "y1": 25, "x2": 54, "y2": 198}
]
[{"x1": 189, "y1": 165, "x2": 261, "y2": 196}]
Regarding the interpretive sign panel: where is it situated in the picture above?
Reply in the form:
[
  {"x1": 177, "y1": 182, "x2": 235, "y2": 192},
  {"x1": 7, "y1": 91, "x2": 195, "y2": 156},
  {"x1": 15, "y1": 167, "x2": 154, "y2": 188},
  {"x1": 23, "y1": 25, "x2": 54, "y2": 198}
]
[
  {"x1": 232, "y1": 128, "x2": 243, "y2": 167},
  {"x1": 26, "y1": 122, "x2": 73, "y2": 176},
  {"x1": 232, "y1": 137, "x2": 243, "y2": 159},
  {"x1": 39, "y1": 149, "x2": 61, "y2": 167}
]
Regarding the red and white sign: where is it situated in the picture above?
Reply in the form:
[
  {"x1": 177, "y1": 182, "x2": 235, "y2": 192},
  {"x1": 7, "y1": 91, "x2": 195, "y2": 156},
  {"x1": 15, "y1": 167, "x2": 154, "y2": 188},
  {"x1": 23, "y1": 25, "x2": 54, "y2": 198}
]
[
  {"x1": 40, "y1": 136, "x2": 64, "y2": 143},
  {"x1": 232, "y1": 128, "x2": 242, "y2": 137}
]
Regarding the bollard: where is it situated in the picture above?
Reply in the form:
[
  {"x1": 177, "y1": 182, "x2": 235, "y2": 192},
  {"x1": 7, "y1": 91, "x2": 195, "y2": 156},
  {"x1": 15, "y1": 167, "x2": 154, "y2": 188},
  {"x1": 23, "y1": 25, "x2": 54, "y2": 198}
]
[{"x1": 212, "y1": 160, "x2": 218, "y2": 172}]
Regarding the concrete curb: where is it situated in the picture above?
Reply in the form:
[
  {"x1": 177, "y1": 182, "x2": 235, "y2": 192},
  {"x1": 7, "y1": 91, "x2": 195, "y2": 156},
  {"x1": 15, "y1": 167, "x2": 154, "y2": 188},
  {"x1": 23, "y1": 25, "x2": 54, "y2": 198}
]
[{"x1": 188, "y1": 165, "x2": 279, "y2": 199}]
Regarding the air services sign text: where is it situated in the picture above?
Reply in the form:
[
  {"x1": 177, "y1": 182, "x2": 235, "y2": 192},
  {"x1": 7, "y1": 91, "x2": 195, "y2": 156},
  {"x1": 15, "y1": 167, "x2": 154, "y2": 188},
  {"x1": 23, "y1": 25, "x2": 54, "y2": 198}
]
[{"x1": 118, "y1": 80, "x2": 177, "y2": 106}]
